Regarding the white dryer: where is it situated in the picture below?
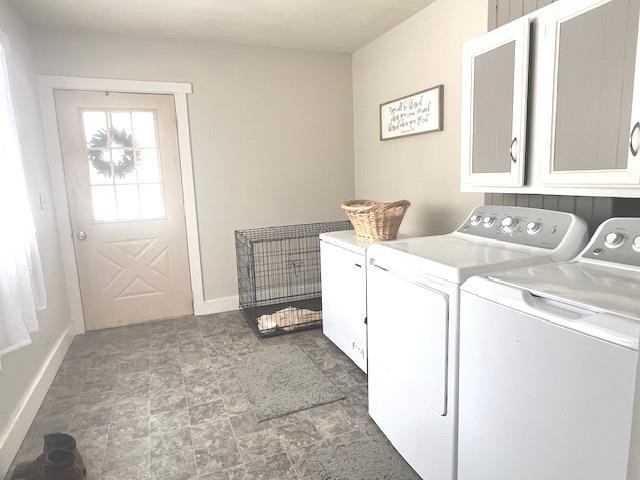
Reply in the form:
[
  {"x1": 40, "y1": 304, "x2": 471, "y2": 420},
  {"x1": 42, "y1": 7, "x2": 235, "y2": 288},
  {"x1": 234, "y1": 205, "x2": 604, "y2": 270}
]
[
  {"x1": 320, "y1": 230, "x2": 369, "y2": 372},
  {"x1": 458, "y1": 217, "x2": 640, "y2": 480},
  {"x1": 366, "y1": 206, "x2": 588, "y2": 480}
]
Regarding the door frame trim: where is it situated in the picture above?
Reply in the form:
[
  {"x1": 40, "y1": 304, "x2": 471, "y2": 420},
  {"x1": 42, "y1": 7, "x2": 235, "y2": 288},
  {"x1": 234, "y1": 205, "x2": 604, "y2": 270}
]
[{"x1": 37, "y1": 75, "x2": 205, "y2": 334}]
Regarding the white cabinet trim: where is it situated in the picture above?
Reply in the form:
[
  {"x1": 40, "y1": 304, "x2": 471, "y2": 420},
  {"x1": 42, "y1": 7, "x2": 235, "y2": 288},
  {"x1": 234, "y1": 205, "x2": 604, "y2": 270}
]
[
  {"x1": 461, "y1": 17, "x2": 530, "y2": 188},
  {"x1": 537, "y1": 0, "x2": 640, "y2": 187},
  {"x1": 462, "y1": 0, "x2": 640, "y2": 196}
]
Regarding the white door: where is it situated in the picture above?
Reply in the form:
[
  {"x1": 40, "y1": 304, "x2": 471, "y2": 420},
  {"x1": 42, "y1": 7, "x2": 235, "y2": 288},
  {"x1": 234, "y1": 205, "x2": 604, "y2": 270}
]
[
  {"x1": 55, "y1": 90, "x2": 193, "y2": 330},
  {"x1": 320, "y1": 241, "x2": 367, "y2": 372},
  {"x1": 461, "y1": 17, "x2": 530, "y2": 188},
  {"x1": 537, "y1": 0, "x2": 640, "y2": 186}
]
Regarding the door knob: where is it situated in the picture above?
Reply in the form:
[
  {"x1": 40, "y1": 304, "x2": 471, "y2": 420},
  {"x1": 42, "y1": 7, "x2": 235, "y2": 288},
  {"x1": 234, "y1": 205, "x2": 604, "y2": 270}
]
[{"x1": 76, "y1": 231, "x2": 87, "y2": 241}]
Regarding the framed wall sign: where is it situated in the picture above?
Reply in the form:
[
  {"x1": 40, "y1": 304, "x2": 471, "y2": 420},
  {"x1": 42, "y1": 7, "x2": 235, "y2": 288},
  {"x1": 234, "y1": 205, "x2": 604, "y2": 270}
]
[{"x1": 379, "y1": 84, "x2": 444, "y2": 140}]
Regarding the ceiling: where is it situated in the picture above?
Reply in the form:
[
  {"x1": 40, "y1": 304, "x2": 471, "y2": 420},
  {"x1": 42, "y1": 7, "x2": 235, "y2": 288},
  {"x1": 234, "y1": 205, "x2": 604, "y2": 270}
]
[{"x1": 9, "y1": 0, "x2": 438, "y2": 52}]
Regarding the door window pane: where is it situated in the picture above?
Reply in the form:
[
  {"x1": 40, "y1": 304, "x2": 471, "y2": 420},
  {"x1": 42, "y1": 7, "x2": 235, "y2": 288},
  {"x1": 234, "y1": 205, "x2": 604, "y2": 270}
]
[
  {"x1": 139, "y1": 184, "x2": 165, "y2": 219},
  {"x1": 91, "y1": 185, "x2": 117, "y2": 222},
  {"x1": 132, "y1": 112, "x2": 156, "y2": 148},
  {"x1": 113, "y1": 149, "x2": 137, "y2": 184},
  {"x1": 110, "y1": 112, "x2": 133, "y2": 147},
  {"x1": 115, "y1": 185, "x2": 141, "y2": 220},
  {"x1": 83, "y1": 111, "x2": 108, "y2": 147},
  {"x1": 82, "y1": 109, "x2": 165, "y2": 222},
  {"x1": 136, "y1": 150, "x2": 161, "y2": 183},
  {"x1": 87, "y1": 149, "x2": 113, "y2": 184}
]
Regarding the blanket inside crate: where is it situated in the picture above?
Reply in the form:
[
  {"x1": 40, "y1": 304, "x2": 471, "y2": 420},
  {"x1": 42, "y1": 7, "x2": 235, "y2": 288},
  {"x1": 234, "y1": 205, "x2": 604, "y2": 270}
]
[{"x1": 257, "y1": 306, "x2": 321, "y2": 332}]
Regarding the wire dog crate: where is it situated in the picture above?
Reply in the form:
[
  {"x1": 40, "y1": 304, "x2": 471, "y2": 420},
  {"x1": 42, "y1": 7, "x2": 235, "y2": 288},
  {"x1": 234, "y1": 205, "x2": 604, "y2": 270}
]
[{"x1": 235, "y1": 220, "x2": 352, "y2": 338}]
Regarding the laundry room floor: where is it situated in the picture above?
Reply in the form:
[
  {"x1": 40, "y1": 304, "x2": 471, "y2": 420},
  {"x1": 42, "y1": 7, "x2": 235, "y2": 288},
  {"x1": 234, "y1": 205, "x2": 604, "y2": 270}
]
[{"x1": 8, "y1": 311, "x2": 417, "y2": 480}]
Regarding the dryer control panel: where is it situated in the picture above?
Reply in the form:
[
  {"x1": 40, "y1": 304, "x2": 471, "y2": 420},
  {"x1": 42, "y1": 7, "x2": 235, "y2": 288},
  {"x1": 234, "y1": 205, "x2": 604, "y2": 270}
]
[
  {"x1": 582, "y1": 218, "x2": 640, "y2": 268},
  {"x1": 457, "y1": 206, "x2": 581, "y2": 250}
]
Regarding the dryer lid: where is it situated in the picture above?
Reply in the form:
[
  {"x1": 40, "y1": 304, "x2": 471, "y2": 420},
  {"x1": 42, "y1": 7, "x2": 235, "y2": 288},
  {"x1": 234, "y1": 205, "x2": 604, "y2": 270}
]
[{"x1": 487, "y1": 261, "x2": 640, "y2": 322}]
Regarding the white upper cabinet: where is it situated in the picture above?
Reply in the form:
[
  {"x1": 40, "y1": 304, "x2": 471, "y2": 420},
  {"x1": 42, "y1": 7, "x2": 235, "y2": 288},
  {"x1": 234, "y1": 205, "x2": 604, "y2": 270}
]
[
  {"x1": 461, "y1": 18, "x2": 531, "y2": 188},
  {"x1": 538, "y1": 0, "x2": 640, "y2": 187}
]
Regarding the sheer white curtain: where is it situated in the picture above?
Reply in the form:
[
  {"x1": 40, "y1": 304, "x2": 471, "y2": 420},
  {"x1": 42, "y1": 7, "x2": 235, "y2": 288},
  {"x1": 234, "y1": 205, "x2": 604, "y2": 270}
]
[{"x1": 0, "y1": 37, "x2": 47, "y2": 367}]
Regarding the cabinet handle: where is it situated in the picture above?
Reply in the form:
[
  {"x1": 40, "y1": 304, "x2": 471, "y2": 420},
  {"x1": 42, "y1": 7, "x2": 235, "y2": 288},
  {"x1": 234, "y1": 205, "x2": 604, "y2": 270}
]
[
  {"x1": 354, "y1": 263, "x2": 362, "y2": 268},
  {"x1": 509, "y1": 137, "x2": 518, "y2": 164},
  {"x1": 364, "y1": 317, "x2": 368, "y2": 325},
  {"x1": 630, "y1": 122, "x2": 640, "y2": 156}
]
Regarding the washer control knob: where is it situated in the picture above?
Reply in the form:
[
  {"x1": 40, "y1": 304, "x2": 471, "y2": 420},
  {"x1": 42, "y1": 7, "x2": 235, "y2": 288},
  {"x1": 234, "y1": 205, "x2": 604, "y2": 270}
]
[
  {"x1": 501, "y1": 216, "x2": 518, "y2": 229},
  {"x1": 604, "y1": 232, "x2": 624, "y2": 248},
  {"x1": 633, "y1": 236, "x2": 640, "y2": 252},
  {"x1": 483, "y1": 216, "x2": 495, "y2": 227},
  {"x1": 470, "y1": 215, "x2": 482, "y2": 226},
  {"x1": 526, "y1": 222, "x2": 541, "y2": 235}
]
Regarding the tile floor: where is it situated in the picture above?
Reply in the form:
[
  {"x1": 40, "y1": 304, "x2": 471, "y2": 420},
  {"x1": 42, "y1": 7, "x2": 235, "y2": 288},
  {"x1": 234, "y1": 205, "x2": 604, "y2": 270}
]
[{"x1": 8, "y1": 311, "x2": 416, "y2": 480}]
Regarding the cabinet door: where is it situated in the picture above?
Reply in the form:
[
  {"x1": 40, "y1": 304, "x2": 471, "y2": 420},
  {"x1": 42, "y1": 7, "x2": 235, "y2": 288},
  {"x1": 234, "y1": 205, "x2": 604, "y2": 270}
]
[
  {"x1": 320, "y1": 242, "x2": 367, "y2": 372},
  {"x1": 538, "y1": 0, "x2": 640, "y2": 186},
  {"x1": 461, "y1": 17, "x2": 530, "y2": 188}
]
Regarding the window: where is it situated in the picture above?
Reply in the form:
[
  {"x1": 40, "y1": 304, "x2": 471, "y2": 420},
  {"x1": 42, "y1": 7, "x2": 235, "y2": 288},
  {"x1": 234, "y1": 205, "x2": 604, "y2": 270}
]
[
  {"x1": 0, "y1": 38, "x2": 47, "y2": 364},
  {"x1": 82, "y1": 110, "x2": 166, "y2": 222}
]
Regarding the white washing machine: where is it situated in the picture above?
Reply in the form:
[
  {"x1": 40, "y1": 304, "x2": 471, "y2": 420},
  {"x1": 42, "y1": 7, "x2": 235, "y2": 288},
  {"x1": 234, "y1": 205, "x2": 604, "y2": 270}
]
[
  {"x1": 458, "y1": 218, "x2": 640, "y2": 480},
  {"x1": 366, "y1": 206, "x2": 588, "y2": 480}
]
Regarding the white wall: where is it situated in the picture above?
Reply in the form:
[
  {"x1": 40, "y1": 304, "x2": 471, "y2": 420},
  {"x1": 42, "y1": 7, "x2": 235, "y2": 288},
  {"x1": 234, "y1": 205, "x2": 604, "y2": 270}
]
[
  {"x1": 30, "y1": 30, "x2": 355, "y2": 305},
  {"x1": 0, "y1": 1, "x2": 487, "y2": 471},
  {"x1": 0, "y1": 0, "x2": 73, "y2": 475},
  {"x1": 353, "y1": 0, "x2": 488, "y2": 235}
]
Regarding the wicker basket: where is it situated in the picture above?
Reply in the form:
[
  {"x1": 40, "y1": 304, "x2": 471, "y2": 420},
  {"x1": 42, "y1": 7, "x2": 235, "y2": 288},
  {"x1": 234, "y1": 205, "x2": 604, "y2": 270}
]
[{"x1": 341, "y1": 199, "x2": 410, "y2": 241}]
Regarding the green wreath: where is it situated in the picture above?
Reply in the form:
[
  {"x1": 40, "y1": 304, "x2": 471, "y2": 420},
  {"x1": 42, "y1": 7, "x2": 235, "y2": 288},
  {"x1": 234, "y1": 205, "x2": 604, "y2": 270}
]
[{"x1": 88, "y1": 127, "x2": 135, "y2": 178}]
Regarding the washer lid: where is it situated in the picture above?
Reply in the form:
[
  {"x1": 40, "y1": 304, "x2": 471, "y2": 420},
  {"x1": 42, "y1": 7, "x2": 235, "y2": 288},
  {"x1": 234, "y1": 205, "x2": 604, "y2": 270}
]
[
  {"x1": 368, "y1": 234, "x2": 551, "y2": 284},
  {"x1": 487, "y1": 261, "x2": 640, "y2": 322},
  {"x1": 463, "y1": 268, "x2": 640, "y2": 350}
]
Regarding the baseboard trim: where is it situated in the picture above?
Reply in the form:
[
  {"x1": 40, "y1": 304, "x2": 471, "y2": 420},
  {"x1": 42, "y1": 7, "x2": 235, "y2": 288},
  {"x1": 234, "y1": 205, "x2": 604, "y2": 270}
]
[
  {"x1": 0, "y1": 324, "x2": 74, "y2": 478},
  {"x1": 194, "y1": 295, "x2": 239, "y2": 316}
]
